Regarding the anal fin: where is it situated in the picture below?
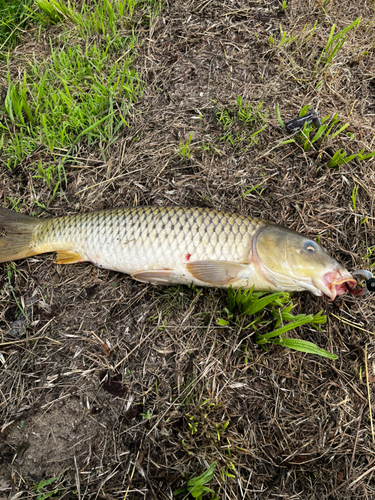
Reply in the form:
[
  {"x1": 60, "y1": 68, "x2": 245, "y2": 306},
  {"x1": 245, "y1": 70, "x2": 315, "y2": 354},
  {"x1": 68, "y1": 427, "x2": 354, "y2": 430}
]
[
  {"x1": 132, "y1": 269, "x2": 176, "y2": 285},
  {"x1": 56, "y1": 250, "x2": 85, "y2": 264},
  {"x1": 186, "y1": 260, "x2": 248, "y2": 285}
]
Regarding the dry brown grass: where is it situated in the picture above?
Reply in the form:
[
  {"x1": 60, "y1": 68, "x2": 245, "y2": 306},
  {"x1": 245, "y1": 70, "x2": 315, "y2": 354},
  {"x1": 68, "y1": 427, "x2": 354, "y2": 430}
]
[{"x1": 1, "y1": 0, "x2": 375, "y2": 498}]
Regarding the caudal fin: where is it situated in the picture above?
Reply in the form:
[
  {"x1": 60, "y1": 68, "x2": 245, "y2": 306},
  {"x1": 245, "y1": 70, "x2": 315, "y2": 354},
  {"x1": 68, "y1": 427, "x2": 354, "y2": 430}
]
[{"x1": 0, "y1": 208, "x2": 42, "y2": 263}]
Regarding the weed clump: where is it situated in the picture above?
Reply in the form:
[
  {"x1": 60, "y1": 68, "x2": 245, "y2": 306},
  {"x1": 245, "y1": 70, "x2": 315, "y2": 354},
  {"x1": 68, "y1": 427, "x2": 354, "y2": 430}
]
[
  {"x1": 215, "y1": 97, "x2": 268, "y2": 151},
  {"x1": 219, "y1": 287, "x2": 333, "y2": 359}
]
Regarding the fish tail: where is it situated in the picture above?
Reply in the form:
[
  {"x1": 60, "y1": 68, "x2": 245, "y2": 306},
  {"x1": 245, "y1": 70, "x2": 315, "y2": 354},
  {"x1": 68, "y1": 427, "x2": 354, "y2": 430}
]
[{"x1": 0, "y1": 208, "x2": 42, "y2": 263}]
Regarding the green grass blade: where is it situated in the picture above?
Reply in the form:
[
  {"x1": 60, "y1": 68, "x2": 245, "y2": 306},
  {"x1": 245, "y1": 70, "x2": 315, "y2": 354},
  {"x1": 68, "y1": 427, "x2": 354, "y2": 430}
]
[
  {"x1": 256, "y1": 314, "x2": 314, "y2": 341},
  {"x1": 299, "y1": 105, "x2": 310, "y2": 117},
  {"x1": 329, "y1": 123, "x2": 349, "y2": 139},
  {"x1": 359, "y1": 151, "x2": 375, "y2": 161},
  {"x1": 271, "y1": 338, "x2": 338, "y2": 359},
  {"x1": 325, "y1": 24, "x2": 336, "y2": 52},
  {"x1": 331, "y1": 17, "x2": 361, "y2": 44},
  {"x1": 276, "y1": 103, "x2": 285, "y2": 128},
  {"x1": 327, "y1": 149, "x2": 345, "y2": 167},
  {"x1": 250, "y1": 124, "x2": 268, "y2": 139},
  {"x1": 279, "y1": 139, "x2": 296, "y2": 145},
  {"x1": 242, "y1": 292, "x2": 282, "y2": 316},
  {"x1": 311, "y1": 124, "x2": 327, "y2": 143},
  {"x1": 326, "y1": 38, "x2": 346, "y2": 65},
  {"x1": 73, "y1": 110, "x2": 118, "y2": 144},
  {"x1": 342, "y1": 153, "x2": 359, "y2": 164}
]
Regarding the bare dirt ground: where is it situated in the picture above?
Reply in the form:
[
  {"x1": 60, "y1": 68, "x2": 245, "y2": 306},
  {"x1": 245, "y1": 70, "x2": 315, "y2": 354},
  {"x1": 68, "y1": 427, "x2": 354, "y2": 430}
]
[{"x1": 1, "y1": 0, "x2": 375, "y2": 498}]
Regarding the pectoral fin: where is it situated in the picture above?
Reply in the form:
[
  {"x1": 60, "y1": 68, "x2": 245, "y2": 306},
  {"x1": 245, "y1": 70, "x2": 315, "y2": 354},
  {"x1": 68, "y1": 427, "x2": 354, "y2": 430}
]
[
  {"x1": 132, "y1": 269, "x2": 176, "y2": 285},
  {"x1": 56, "y1": 250, "x2": 85, "y2": 264},
  {"x1": 186, "y1": 260, "x2": 248, "y2": 285}
]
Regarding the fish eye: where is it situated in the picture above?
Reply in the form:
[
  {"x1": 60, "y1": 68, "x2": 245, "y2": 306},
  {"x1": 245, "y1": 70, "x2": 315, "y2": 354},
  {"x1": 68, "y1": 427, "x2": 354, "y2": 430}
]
[{"x1": 303, "y1": 240, "x2": 317, "y2": 253}]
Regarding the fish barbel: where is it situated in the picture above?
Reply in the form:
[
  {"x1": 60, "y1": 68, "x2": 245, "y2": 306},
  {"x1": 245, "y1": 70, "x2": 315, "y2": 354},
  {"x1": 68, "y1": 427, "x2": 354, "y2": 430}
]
[{"x1": 0, "y1": 206, "x2": 360, "y2": 300}]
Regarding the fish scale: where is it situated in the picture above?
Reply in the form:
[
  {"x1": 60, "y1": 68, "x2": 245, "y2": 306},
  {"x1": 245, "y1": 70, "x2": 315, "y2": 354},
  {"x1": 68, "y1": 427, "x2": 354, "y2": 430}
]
[{"x1": 32, "y1": 206, "x2": 266, "y2": 280}]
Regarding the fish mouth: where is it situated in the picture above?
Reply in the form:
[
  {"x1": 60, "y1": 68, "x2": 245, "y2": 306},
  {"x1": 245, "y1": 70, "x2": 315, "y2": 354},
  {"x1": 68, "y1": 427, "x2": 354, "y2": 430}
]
[{"x1": 314, "y1": 270, "x2": 362, "y2": 300}]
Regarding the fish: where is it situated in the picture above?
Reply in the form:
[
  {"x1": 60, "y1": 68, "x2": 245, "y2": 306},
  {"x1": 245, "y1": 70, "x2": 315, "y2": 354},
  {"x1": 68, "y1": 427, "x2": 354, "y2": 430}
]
[{"x1": 0, "y1": 205, "x2": 360, "y2": 300}]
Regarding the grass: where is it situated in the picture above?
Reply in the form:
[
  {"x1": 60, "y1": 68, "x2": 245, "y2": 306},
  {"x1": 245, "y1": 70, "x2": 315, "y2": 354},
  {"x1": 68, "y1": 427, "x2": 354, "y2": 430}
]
[
  {"x1": 177, "y1": 392, "x2": 236, "y2": 493},
  {"x1": 268, "y1": 15, "x2": 361, "y2": 74},
  {"x1": 215, "y1": 98, "x2": 375, "y2": 172},
  {"x1": 314, "y1": 17, "x2": 361, "y2": 74},
  {"x1": 32, "y1": 0, "x2": 150, "y2": 32},
  {"x1": 226, "y1": 288, "x2": 337, "y2": 359},
  {"x1": 277, "y1": 105, "x2": 375, "y2": 167},
  {"x1": 220, "y1": 287, "x2": 334, "y2": 359},
  {"x1": 33, "y1": 477, "x2": 60, "y2": 500},
  {"x1": 215, "y1": 97, "x2": 268, "y2": 150},
  {"x1": 178, "y1": 132, "x2": 193, "y2": 160},
  {"x1": 0, "y1": 0, "x2": 150, "y2": 198},
  {"x1": 0, "y1": 0, "x2": 35, "y2": 55},
  {"x1": 31, "y1": 0, "x2": 80, "y2": 25},
  {"x1": 6, "y1": 264, "x2": 27, "y2": 321},
  {"x1": 174, "y1": 462, "x2": 218, "y2": 499},
  {"x1": 327, "y1": 147, "x2": 375, "y2": 167},
  {"x1": 269, "y1": 26, "x2": 297, "y2": 47}
]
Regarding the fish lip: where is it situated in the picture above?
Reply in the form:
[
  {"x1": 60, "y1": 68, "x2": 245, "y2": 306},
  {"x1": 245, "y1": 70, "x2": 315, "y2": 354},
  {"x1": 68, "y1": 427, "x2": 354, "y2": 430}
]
[{"x1": 314, "y1": 271, "x2": 358, "y2": 300}]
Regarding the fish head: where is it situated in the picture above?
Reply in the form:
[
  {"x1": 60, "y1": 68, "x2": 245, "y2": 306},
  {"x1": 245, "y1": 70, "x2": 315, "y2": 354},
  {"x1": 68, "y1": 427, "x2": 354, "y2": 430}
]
[{"x1": 253, "y1": 225, "x2": 359, "y2": 300}]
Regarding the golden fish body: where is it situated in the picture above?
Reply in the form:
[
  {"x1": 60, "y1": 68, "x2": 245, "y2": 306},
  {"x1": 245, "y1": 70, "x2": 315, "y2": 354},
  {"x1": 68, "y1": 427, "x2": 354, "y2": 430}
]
[
  {"x1": 0, "y1": 206, "x2": 357, "y2": 298},
  {"x1": 32, "y1": 206, "x2": 269, "y2": 289}
]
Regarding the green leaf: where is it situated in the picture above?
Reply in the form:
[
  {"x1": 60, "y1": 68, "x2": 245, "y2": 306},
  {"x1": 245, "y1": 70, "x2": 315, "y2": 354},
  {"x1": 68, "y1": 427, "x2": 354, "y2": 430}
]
[
  {"x1": 256, "y1": 314, "x2": 314, "y2": 341},
  {"x1": 34, "y1": 477, "x2": 60, "y2": 493},
  {"x1": 217, "y1": 318, "x2": 229, "y2": 326},
  {"x1": 329, "y1": 122, "x2": 349, "y2": 139},
  {"x1": 323, "y1": 115, "x2": 340, "y2": 139},
  {"x1": 228, "y1": 287, "x2": 236, "y2": 311},
  {"x1": 174, "y1": 487, "x2": 186, "y2": 495},
  {"x1": 242, "y1": 292, "x2": 283, "y2": 316},
  {"x1": 342, "y1": 153, "x2": 359, "y2": 163},
  {"x1": 175, "y1": 462, "x2": 217, "y2": 498},
  {"x1": 250, "y1": 124, "x2": 268, "y2": 138},
  {"x1": 74, "y1": 110, "x2": 117, "y2": 144},
  {"x1": 328, "y1": 149, "x2": 346, "y2": 167},
  {"x1": 189, "y1": 462, "x2": 216, "y2": 486},
  {"x1": 36, "y1": 490, "x2": 59, "y2": 500},
  {"x1": 325, "y1": 24, "x2": 336, "y2": 52},
  {"x1": 270, "y1": 338, "x2": 338, "y2": 359},
  {"x1": 360, "y1": 151, "x2": 375, "y2": 161},
  {"x1": 311, "y1": 310, "x2": 326, "y2": 325},
  {"x1": 330, "y1": 17, "x2": 361, "y2": 44},
  {"x1": 299, "y1": 105, "x2": 310, "y2": 117},
  {"x1": 191, "y1": 486, "x2": 215, "y2": 498},
  {"x1": 276, "y1": 103, "x2": 285, "y2": 128},
  {"x1": 311, "y1": 124, "x2": 327, "y2": 143}
]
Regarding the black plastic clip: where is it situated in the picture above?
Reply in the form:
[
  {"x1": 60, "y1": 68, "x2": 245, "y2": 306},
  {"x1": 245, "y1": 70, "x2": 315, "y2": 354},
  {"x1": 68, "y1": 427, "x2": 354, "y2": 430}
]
[
  {"x1": 352, "y1": 270, "x2": 375, "y2": 294},
  {"x1": 285, "y1": 109, "x2": 322, "y2": 132}
]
